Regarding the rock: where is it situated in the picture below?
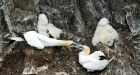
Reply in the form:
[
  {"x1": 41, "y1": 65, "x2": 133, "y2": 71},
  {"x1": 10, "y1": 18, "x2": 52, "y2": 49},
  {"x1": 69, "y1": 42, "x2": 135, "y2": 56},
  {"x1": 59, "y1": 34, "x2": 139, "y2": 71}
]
[
  {"x1": 55, "y1": 72, "x2": 69, "y2": 75},
  {"x1": 22, "y1": 66, "x2": 38, "y2": 75},
  {"x1": 37, "y1": 65, "x2": 49, "y2": 73},
  {"x1": 0, "y1": 0, "x2": 140, "y2": 75},
  {"x1": 124, "y1": 4, "x2": 140, "y2": 35}
]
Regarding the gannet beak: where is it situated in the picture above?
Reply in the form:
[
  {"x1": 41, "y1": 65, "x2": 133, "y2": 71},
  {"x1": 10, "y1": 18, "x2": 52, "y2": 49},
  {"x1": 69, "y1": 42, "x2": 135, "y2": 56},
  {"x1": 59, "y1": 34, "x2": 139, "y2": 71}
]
[{"x1": 69, "y1": 42, "x2": 84, "y2": 50}]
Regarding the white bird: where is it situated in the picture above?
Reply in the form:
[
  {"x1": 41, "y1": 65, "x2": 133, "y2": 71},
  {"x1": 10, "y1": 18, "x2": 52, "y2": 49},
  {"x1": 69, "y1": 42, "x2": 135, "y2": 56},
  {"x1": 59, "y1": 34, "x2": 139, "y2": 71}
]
[
  {"x1": 37, "y1": 14, "x2": 62, "y2": 39},
  {"x1": 79, "y1": 45, "x2": 114, "y2": 72},
  {"x1": 9, "y1": 31, "x2": 79, "y2": 49},
  {"x1": 46, "y1": 23, "x2": 62, "y2": 39},
  {"x1": 37, "y1": 14, "x2": 49, "y2": 37},
  {"x1": 92, "y1": 18, "x2": 119, "y2": 48}
]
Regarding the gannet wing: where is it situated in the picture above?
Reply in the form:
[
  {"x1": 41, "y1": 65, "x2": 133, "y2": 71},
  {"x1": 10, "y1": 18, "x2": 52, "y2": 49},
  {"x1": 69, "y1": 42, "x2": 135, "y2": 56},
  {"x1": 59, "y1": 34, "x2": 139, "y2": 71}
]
[
  {"x1": 26, "y1": 37, "x2": 44, "y2": 49},
  {"x1": 82, "y1": 60, "x2": 97, "y2": 70},
  {"x1": 34, "y1": 32, "x2": 59, "y2": 46},
  {"x1": 79, "y1": 54, "x2": 93, "y2": 64},
  {"x1": 83, "y1": 59, "x2": 104, "y2": 71},
  {"x1": 8, "y1": 37, "x2": 24, "y2": 41},
  {"x1": 105, "y1": 25, "x2": 119, "y2": 41},
  {"x1": 24, "y1": 31, "x2": 44, "y2": 49}
]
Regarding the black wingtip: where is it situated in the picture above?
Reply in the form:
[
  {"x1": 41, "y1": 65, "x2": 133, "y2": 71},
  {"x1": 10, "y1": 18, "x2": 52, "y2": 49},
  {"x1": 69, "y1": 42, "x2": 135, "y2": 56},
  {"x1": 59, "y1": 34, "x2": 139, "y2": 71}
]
[
  {"x1": 3, "y1": 37, "x2": 16, "y2": 47},
  {"x1": 12, "y1": 30, "x2": 20, "y2": 36},
  {"x1": 12, "y1": 31, "x2": 25, "y2": 40},
  {"x1": 6, "y1": 40, "x2": 15, "y2": 47},
  {"x1": 99, "y1": 56, "x2": 108, "y2": 60},
  {"x1": 108, "y1": 40, "x2": 115, "y2": 49}
]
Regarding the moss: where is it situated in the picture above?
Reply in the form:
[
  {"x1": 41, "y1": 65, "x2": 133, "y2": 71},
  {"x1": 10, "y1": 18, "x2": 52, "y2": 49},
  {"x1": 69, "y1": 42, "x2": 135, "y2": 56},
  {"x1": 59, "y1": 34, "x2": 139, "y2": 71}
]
[
  {"x1": 13, "y1": 0, "x2": 35, "y2": 11},
  {"x1": 79, "y1": 0, "x2": 87, "y2": 5},
  {"x1": 133, "y1": 4, "x2": 140, "y2": 19}
]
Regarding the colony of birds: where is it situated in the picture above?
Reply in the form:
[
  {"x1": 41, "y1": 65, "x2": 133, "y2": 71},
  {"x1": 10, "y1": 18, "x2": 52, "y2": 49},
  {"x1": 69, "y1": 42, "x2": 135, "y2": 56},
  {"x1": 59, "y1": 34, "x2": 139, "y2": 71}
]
[{"x1": 7, "y1": 13, "x2": 119, "y2": 74}]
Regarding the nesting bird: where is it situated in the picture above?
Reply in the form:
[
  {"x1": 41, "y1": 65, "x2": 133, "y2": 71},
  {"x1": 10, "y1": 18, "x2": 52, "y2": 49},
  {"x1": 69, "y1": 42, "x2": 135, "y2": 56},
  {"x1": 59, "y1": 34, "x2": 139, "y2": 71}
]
[
  {"x1": 79, "y1": 45, "x2": 114, "y2": 72},
  {"x1": 92, "y1": 18, "x2": 119, "y2": 48},
  {"x1": 37, "y1": 14, "x2": 62, "y2": 39},
  {"x1": 8, "y1": 31, "x2": 79, "y2": 49}
]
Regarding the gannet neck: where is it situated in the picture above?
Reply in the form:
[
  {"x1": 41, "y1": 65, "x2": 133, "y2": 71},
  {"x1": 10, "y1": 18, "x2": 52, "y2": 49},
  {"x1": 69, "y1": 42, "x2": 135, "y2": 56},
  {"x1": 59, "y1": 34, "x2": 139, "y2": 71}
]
[
  {"x1": 83, "y1": 45, "x2": 90, "y2": 56},
  {"x1": 57, "y1": 40, "x2": 73, "y2": 46}
]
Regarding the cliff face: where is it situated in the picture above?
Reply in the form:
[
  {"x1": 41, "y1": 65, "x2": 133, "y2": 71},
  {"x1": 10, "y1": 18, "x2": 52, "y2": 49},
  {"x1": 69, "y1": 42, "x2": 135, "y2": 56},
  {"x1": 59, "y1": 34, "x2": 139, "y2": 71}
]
[{"x1": 0, "y1": 0, "x2": 140, "y2": 75}]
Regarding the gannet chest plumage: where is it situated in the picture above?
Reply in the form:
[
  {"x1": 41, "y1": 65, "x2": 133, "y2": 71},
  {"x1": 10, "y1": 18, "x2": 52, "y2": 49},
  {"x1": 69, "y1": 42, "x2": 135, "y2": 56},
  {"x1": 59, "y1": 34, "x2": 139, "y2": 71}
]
[
  {"x1": 92, "y1": 18, "x2": 119, "y2": 47},
  {"x1": 79, "y1": 46, "x2": 114, "y2": 72}
]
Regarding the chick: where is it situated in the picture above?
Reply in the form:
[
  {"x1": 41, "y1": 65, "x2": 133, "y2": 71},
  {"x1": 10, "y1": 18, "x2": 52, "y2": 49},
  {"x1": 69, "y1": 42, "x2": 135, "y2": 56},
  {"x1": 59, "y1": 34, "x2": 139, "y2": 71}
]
[
  {"x1": 37, "y1": 14, "x2": 62, "y2": 39},
  {"x1": 46, "y1": 23, "x2": 62, "y2": 39},
  {"x1": 92, "y1": 18, "x2": 119, "y2": 48},
  {"x1": 37, "y1": 14, "x2": 49, "y2": 37},
  {"x1": 79, "y1": 45, "x2": 114, "y2": 72}
]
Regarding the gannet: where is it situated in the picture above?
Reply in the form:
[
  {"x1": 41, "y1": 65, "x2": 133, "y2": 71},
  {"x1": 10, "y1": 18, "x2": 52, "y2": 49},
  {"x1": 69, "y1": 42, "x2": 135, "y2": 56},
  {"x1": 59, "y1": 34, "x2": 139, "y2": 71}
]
[
  {"x1": 46, "y1": 23, "x2": 62, "y2": 39},
  {"x1": 8, "y1": 31, "x2": 80, "y2": 49},
  {"x1": 92, "y1": 18, "x2": 119, "y2": 48},
  {"x1": 79, "y1": 45, "x2": 114, "y2": 72},
  {"x1": 37, "y1": 14, "x2": 49, "y2": 37},
  {"x1": 37, "y1": 14, "x2": 62, "y2": 39}
]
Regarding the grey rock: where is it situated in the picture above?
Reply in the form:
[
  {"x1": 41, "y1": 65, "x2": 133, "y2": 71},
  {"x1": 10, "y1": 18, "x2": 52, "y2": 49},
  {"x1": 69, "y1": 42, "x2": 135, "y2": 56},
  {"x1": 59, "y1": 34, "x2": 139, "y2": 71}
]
[{"x1": 0, "y1": 0, "x2": 140, "y2": 75}]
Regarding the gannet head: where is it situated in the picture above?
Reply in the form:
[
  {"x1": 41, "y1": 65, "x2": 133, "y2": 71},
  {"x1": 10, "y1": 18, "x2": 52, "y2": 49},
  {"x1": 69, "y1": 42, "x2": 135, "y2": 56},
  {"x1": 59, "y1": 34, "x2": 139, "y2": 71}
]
[
  {"x1": 69, "y1": 42, "x2": 90, "y2": 53},
  {"x1": 7, "y1": 31, "x2": 25, "y2": 41},
  {"x1": 69, "y1": 44, "x2": 91, "y2": 55},
  {"x1": 82, "y1": 45, "x2": 90, "y2": 55},
  {"x1": 38, "y1": 14, "x2": 48, "y2": 25},
  {"x1": 98, "y1": 18, "x2": 109, "y2": 26}
]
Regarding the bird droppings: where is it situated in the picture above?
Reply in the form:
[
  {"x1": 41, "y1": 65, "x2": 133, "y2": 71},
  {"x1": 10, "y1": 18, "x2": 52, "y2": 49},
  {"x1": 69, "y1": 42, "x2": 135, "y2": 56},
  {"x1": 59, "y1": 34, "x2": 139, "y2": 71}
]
[{"x1": 37, "y1": 14, "x2": 62, "y2": 39}]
